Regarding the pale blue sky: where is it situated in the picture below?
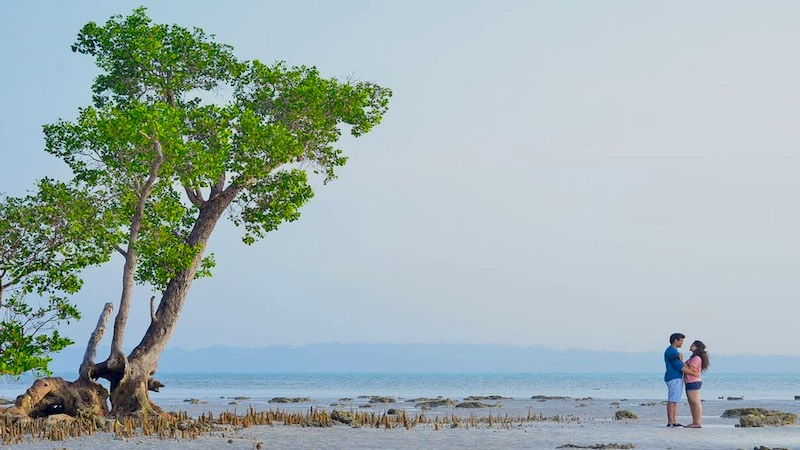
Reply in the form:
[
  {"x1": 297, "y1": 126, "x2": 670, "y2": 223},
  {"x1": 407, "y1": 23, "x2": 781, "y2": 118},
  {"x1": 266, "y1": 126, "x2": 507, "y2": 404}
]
[{"x1": 2, "y1": 1, "x2": 800, "y2": 357}]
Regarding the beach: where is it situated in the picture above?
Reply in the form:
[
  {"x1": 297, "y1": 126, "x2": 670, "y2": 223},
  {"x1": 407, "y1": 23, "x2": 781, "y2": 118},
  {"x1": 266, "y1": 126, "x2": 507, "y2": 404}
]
[
  {"x1": 3, "y1": 420, "x2": 800, "y2": 450},
  {"x1": 1, "y1": 395, "x2": 798, "y2": 449},
  {"x1": 1, "y1": 373, "x2": 798, "y2": 449}
]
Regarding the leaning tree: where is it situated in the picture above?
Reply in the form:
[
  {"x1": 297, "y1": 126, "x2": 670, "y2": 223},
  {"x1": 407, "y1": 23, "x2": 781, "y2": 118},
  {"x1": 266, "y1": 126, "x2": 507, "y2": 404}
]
[{"x1": 5, "y1": 7, "x2": 389, "y2": 418}]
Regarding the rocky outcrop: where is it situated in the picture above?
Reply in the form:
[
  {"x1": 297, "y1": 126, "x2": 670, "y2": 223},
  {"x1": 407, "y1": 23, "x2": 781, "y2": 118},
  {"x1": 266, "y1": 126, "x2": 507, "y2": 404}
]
[
  {"x1": 456, "y1": 401, "x2": 502, "y2": 408},
  {"x1": 331, "y1": 410, "x2": 356, "y2": 425},
  {"x1": 464, "y1": 395, "x2": 512, "y2": 401},
  {"x1": 405, "y1": 397, "x2": 444, "y2": 403},
  {"x1": 268, "y1": 397, "x2": 312, "y2": 404},
  {"x1": 532, "y1": 395, "x2": 570, "y2": 400},
  {"x1": 614, "y1": 410, "x2": 638, "y2": 420},
  {"x1": 415, "y1": 399, "x2": 455, "y2": 409},
  {"x1": 721, "y1": 408, "x2": 797, "y2": 427}
]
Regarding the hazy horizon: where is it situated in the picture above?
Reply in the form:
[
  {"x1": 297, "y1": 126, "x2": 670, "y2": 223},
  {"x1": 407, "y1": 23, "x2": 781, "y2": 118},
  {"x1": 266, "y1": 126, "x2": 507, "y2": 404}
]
[{"x1": 43, "y1": 342, "x2": 800, "y2": 375}]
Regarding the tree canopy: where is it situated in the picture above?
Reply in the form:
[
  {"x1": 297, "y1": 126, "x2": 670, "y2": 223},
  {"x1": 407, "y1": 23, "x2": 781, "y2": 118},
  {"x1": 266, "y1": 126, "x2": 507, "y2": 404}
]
[{"x1": 44, "y1": 7, "x2": 391, "y2": 289}]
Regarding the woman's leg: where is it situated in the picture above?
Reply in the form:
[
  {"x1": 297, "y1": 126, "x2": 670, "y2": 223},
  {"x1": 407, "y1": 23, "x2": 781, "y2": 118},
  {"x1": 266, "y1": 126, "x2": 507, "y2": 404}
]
[{"x1": 686, "y1": 389, "x2": 702, "y2": 426}]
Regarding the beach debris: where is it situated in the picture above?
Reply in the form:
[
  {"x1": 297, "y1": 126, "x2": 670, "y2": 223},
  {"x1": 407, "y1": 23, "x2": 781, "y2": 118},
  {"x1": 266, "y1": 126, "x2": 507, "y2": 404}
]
[
  {"x1": 722, "y1": 408, "x2": 797, "y2": 427},
  {"x1": 557, "y1": 444, "x2": 634, "y2": 449},
  {"x1": 613, "y1": 410, "x2": 638, "y2": 420}
]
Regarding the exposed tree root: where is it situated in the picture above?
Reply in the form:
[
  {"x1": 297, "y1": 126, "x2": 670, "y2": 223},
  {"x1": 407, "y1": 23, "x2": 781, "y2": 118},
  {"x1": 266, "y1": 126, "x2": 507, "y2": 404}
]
[{"x1": 1, "y1": 302, "x2": 165, "y2": 421}]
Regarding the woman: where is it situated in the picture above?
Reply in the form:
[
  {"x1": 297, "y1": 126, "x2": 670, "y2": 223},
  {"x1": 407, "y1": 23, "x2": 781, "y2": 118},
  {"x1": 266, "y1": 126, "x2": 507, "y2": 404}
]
[{"x1": 683, "y1": 340, "x2": 710, "y2": 428}]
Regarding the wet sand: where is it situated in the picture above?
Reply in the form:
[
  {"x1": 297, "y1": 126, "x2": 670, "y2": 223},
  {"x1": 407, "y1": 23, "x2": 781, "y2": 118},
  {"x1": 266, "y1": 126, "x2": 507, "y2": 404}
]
[{"x1": 3, "y1": 396, "x2": 799, "y2": 449}]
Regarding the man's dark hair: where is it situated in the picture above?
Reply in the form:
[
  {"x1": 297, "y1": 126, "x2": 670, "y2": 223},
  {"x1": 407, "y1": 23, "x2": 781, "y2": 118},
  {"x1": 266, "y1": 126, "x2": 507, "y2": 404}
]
[{"x1": 669, "y1": 333, "x2": 685, "y2": 344}]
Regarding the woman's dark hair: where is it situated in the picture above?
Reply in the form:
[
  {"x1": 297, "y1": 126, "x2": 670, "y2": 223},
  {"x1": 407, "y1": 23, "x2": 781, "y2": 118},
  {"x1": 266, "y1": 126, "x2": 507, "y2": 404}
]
[{"x1": 691, "y1": 340, "x2": 710, "y2": 372}]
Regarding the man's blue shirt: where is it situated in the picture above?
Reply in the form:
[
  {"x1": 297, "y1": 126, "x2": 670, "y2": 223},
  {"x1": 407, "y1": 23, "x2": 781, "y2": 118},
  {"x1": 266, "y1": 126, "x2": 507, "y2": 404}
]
[{"x1": 664, "y1": 346, "x2": 683, "y2": 382}]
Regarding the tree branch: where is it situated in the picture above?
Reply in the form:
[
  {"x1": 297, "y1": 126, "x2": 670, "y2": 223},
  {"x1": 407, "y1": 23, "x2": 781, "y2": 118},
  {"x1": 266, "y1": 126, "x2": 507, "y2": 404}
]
[
  {"x1": 209, "y1": 172, "x2": 227, "y2": 200},
  {"x1": 114, "y1": 245, "x2": 128, "y2": 258},
  {"x1": 149, "y1": 295, "x2": 157, "y2": 322},
  {"x1": 111, "y1": 132, "x2": 165, "y2": 357},
  {"x1": 183, "y1": 186, "x2": 203, "y2": 207},
  {"x1": 80, "y1": 302, "x2": 113, "y2": 381}
]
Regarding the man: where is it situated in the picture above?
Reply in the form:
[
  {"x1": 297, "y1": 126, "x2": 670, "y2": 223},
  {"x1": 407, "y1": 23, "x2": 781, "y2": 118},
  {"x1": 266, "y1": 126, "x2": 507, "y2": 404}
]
[{"x1": 664, "y1": 332, "x2": 686, "y2": 427}]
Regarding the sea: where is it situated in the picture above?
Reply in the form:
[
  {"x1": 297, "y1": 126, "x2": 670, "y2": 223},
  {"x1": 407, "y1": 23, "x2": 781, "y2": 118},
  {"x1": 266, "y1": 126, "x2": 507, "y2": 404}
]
[{"x1": 1, "y1": 372, "x2": 797, "y2": 404}]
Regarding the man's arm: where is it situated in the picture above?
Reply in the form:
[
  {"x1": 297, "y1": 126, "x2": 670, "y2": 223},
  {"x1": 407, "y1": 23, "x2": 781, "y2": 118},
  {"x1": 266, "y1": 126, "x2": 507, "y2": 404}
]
[{"x1": 669, "y1": 351, "x2": 685, "y2": 373}]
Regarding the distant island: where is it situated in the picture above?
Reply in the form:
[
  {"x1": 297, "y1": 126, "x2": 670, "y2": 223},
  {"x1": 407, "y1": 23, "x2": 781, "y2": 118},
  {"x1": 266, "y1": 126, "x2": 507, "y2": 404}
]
[{"x1": 47, "y1": 343, "x2": 800, "y2": 373}]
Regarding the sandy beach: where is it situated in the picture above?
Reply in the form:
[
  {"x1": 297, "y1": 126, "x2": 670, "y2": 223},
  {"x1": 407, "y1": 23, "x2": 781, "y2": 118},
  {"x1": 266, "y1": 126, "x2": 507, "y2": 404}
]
[
  {"x1": 3, "y1": 421, "x2": 800, "y2": 450},
  {"x1": 2, "y1": 396, "x2": 798, "y2": 449}
]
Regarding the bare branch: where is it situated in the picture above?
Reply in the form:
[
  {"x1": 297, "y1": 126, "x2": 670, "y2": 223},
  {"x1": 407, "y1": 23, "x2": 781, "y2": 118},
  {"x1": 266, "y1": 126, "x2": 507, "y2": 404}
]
[
  {"x1": 209, "y1": 169, "x2": 229, "y2": 201},
  {"x1": 183, "y1": 186, "x2": 203, "y2": 207},
  {"x1": 114, "y1": 245, "x2": 128, "y2": 258},
  {"x1": 149, "y1": 295, "x2": 157, "y2": 322},
  {"x1": 80, "y1": 302, "x2": 114, "y2": 380}
]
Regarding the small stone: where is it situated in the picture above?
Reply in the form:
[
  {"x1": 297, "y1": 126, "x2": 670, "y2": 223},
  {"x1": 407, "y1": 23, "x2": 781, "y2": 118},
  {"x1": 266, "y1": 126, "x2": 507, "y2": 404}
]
[{"x1": 614, "y1": 410, "x2": 638, "y2": 420}]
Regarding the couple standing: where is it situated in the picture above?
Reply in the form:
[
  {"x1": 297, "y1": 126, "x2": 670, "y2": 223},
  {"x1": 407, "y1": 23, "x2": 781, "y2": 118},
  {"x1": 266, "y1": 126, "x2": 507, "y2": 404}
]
[{"x1": 664, "y1": 333, "x2": 710, "y2": 428}]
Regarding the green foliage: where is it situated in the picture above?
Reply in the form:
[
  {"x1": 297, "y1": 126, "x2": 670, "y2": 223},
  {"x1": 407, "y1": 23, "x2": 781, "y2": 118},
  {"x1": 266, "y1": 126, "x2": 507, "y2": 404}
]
[
  {"x1": 0, "y1": 180, "x2": 113, "y2": 375},
  {"x1": 42, "y1": 6, "x2": 391, "y2": 290},
  {"x1": 0, "y1": 297, "x2": 76, "y2": 377}
]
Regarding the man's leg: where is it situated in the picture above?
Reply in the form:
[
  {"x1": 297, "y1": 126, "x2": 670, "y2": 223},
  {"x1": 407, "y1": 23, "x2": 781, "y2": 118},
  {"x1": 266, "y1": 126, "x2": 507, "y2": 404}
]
[{"x1": 667, "y1": 401, "x2": 677, "y2": 425}]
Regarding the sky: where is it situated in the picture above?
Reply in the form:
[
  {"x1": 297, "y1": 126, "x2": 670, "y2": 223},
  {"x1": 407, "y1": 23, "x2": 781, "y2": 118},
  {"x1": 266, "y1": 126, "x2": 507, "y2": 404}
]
[{"x1": 2, "y1": 1, "x2": 800, "y2": 358}]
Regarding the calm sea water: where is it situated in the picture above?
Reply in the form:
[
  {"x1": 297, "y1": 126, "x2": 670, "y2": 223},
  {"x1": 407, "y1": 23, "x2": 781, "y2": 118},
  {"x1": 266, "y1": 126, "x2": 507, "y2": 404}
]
[{"x1": 2, "y1": 372, "x2": 796, "y2": 403}]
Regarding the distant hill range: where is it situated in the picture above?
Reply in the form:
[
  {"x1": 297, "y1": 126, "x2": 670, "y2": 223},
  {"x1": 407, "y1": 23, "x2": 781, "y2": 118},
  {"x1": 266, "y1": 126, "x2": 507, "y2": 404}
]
[{"x1": 47, "y1": 343, "x2": 800, "y2": 373}]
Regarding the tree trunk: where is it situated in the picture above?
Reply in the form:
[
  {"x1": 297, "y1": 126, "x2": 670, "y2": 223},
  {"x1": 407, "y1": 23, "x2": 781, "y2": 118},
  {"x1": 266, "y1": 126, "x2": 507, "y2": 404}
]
[
  {"x1": 3, "y1": 190, "x2": 237, "y2": 419},
  {"x1": 105, "y1": 193, "x2": 233, "y2": 417}
]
